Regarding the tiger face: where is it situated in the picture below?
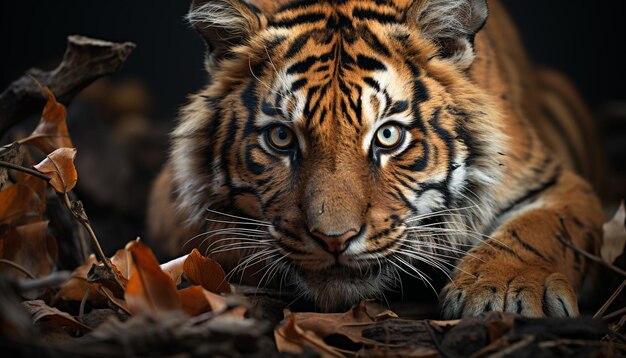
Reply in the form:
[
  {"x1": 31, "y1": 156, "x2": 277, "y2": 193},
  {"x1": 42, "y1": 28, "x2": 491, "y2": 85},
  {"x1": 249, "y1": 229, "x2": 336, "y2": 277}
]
[{"x1": 174, "y1": 0, "x2": 504, "y2": 310}]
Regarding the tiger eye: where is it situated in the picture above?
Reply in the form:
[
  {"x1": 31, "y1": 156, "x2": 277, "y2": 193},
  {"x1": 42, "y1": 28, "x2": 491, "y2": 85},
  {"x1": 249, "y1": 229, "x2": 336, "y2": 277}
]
[
  {"x1": 375, "y1": 124, "x2": 403, "y2": 149},
  {"x1": 268, "y1": 125, "x2": 295, "y2": 150}
]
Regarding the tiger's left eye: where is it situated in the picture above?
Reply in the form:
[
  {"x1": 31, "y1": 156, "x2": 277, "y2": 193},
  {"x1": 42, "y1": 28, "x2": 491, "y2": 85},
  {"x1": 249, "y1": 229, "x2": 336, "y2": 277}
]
[
  {"x1": 375, "y1": 124, "x2": 403, "y2": 149},
  {"x1": 267, "y1": 125, "x2": 295, "y2": 150}
]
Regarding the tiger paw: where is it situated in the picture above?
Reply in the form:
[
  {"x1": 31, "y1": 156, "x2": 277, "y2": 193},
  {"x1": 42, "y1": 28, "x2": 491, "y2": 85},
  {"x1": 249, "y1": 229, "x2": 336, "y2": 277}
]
[{"x1": 439, "y1": 262, "x2": 579, "y2": 319}]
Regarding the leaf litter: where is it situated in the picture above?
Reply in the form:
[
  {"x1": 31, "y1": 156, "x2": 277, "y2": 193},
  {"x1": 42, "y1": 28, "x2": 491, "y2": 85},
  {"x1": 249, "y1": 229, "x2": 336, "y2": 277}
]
[{"x1": 0, "y1": 68, "x2": 625, "y2": 358}]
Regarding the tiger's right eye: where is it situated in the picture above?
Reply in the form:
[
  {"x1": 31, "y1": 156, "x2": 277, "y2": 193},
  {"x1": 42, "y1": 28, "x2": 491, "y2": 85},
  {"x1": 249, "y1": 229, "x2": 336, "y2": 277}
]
[{"x1": 267, "y1": 125, "x2": 295, "y2": 151}]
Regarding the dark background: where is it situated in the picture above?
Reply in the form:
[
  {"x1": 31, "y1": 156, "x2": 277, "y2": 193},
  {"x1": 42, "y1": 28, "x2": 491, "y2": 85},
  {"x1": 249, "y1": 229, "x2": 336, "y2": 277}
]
[
  {"x1": 2, "y1": 1, "x2": 625, "y2": 116},
  {"x1": 0, "y1": 0, "x2": 625, "y2": 255}
]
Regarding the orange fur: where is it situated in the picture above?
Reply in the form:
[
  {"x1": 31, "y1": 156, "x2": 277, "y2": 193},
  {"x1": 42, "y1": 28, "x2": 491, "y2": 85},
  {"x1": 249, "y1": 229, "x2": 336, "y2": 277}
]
[{"x1": 148, "y1": 0, "x2": 605, "y2": 315}]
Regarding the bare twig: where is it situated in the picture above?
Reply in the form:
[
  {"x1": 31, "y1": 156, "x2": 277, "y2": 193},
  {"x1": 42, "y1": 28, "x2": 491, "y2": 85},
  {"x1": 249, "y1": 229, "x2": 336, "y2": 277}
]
[
  {"x1": 17, "y1": 271, "x2": 71, "y2": 292},
  {"x1": 604, "y1": 305, "x2": 626, "y2": 321},
  {"x1": 0, "y1": 258, "x2": 36, "y2": 279},
  {"x1": 59, "y1": 193, "x2": 125, "y2": 293},
  {"x1": 595, "y1": 279, "x2": 626, "y2": 319},
  {"x1": 557, "y1": 217, "x2": 626, "y2": 277},
  {"x1": 0, "y1": 159, "x2": 51, "y2": 182},
  {"x1": 0, "y1": 35, "x2": 135, "y2": 137},
  {"x1": 99, "y1": 286, "x2": 131, "y2": 316}
]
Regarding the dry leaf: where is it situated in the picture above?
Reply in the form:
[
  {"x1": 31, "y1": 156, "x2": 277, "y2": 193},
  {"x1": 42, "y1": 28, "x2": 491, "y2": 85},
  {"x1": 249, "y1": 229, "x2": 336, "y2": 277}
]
[
  {"x1": 0, "y1": 221, "x2": 55, "y2": 281},
  {"x1": 56, "y1": 255, "x2": 105, "y2": 302},
  {"x1": 160, "y1": 253, "x2": 188, "y2": 285},
  {"x1": 0, "y1": 175, "x2": 46, "y2": 226},
  {"x1": 124, "y1": 241, "x2": 181, "y2": 316},
  {"x1": 602, "y1": 201, "x2": 626, "y2": 264},
  {"x1": 111, "y1": 244, "x2": 133, "y2": 279},
  {"x1": 178, "y1": 285, "x2": 227, "y2": 316},
  {"x1": 33, "y1": 147, "x2": 78, "y2": 193},
  {"x1": 183, "y1": 248, "x2": 231, "y2": 293},
  {"x1": 21, "y1": 83, "x2": 73, "y2": 154},
  {"x1": 274, "y1": 314, "x2": 344, "y2": 357},
  {"x1": 274, "y1": 302, "x2": 398, "y2": 356},
  {"x1": 23, "y1": 300, "x2": 91, "y2": 333}
]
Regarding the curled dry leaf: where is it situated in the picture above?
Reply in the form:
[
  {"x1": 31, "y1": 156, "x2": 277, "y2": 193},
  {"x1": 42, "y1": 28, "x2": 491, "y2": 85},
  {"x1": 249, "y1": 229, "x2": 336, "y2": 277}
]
[
  {"x1": 0, "y1": 221, "x2": 55, "y2": 281},
  {"x1": 20, "y1": 83, "x2": 73, "y2": 154},
  {"x1": 274, "y1": 301, "x2": 398, "y2": 356},
  {"x1": 601, "y1": 201, "x2": 626, "y2": 264},
  {"x1": 124, "y1": 241, "x2": 181, "y2": 316},
  {"x1": 183, "y1": 248, "x2": 231, "y2": 293},
  {"x1": 33, "y1": 147, "x2": 78, "y2": 193},
  {"x1": 274, "y1": 314, "x2": 344, "y2": 357},
  {"x1": 23, "y1": 299, "x2": 91, "y2": 334},
  {"x1": 160, "y1": 253, "x2": 188, "y2": 285}
]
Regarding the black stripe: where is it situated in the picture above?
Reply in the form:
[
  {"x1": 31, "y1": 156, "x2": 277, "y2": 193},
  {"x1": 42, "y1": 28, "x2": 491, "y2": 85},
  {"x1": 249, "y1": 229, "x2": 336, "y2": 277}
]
[
  {"x1": 273, "y1": 12, "x2": 326, "y2": 27},
  {"x1": 399, "y1": 140, "x2": 429, "y2": 171},
  {"x1": 245, "y1": 144, "x2": 266, "y2": 175},
  {"x1": 363, "y1": 77, "x2": 380, "y2": 91},
  {"x1": 357, "y1": 24, "x2": 391, "y2": 57},
  {"x1": 287, "y1": 55, "x2": 318, "y2": 74},
  {"x1": 352, "y1": 8, "x2": 398, "y2": 23},
  {"x1": 291, "y1": 78, "x2": 308, "y2": 92},
  {"x1": 388, "y1": 100, "x2": 409, "y2": 116},
  {"x1": 511, "y1": 230, "x2": 555, "y2": 264},
  {"x1": 494, "y1": 174, "x2": 559, "y2": 220},
  {"x1": 489, "y1": 241, "x2": 529, "y2": 265},
  {"x1": 356, "y1": 54, "x2": 386, "y2": 71},
  {"x1": 284, "y1": 32, "x2": 311, "y2": 59}
]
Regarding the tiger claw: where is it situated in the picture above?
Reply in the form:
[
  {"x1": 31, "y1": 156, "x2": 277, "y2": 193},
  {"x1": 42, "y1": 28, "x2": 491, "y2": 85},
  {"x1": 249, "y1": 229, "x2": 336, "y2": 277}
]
[{"x1": 440, "y1": 265, "x2": 579, "y2": 319}]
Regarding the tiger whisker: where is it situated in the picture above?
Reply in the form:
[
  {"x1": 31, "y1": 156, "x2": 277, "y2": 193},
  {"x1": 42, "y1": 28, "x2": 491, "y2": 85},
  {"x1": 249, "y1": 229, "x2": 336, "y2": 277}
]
[{"x1": 206, "y1": 208, "x2": 271, "y2": 224}]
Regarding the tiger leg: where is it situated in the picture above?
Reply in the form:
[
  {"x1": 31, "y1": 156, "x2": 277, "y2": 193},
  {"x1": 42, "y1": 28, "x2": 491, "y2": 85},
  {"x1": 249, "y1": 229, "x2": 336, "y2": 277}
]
[{"x1": 440, "y1": 170, "x2": 604, "y2": 318}]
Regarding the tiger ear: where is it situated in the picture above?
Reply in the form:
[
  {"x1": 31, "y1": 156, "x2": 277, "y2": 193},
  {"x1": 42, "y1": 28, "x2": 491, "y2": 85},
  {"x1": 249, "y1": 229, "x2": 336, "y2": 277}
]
[
  {"x1": 407, "y1": 0, "x2": 488, "y2": 69},
  {"x1": 187, "y1": 0, "x2": 267, "y2": 68}
]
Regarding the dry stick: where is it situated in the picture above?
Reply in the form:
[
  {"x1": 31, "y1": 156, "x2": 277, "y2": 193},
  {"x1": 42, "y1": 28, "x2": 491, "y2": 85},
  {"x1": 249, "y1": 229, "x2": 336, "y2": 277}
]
[
  {"x1": 557, "y1": 218, "x2": 626, "y2": 319},
  {"x1": 0, "y1": 159, "x2": 51, "y2": 182},
  {"x1": 0, "y1": 158, "x2": 123, "y2": 293},
  {"x1": 0, "y1": 258, "x2": 36, "y2": 279},
  {"x1": 604, "y1": 306, "x2": 626, "y2": 321},
  {"x1": 0, "y1": 35, "x2": 135, "y2": 137},
  {"x1": 60, "y1": 193, "x2": 124, "y2": 293},
  {"x1": 596, "y1": 279, "x2": 626, "y2": 319}
]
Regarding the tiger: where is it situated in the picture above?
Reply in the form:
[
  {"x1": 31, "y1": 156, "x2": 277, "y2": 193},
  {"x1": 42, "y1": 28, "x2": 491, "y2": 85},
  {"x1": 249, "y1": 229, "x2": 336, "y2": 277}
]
[{"x1": 148, "y1": 0, "x2": 606, "y2": 317}]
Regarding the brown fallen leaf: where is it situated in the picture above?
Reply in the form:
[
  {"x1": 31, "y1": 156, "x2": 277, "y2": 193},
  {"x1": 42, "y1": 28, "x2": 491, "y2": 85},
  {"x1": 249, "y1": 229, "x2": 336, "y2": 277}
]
[
  {"x1": 183, "y1": 248, "x2": 231, "y2": 293},
  {"x1": 601, "y1": 201, "x2": 626, "y2": 264},
  {"x1": 274, "y1": 301, "x2": 398, "y2": 356},
  {"x1": 274, "y1": 314, "x2": 344, "y2": 357},
  {"x1": 56, "y1": 255, "x2": 105, "y2": 303},
  {"x1": 33, "y1": 147, "x2": 78, "y2": 193},
  {"x1": 178, "y1": 285, "x2": 227, "y2": 316},
  {"x1": 0, "y1": 221, "x2": 55, "y2": 281},
  {"x1": 0, "y1": 175, "x2": 46, "y2": 226},
  {"x1": 20, "y1": 83, "x2": 73, "y2": 155},
  {"x1": 23, "y1": 299, "x2": 91, "y2": 334},
  {"x1": 160, "y1": 253, "x2": 188, "y2": 285},
  {"x1": 124, "y1": 241, "x2": 181, "y2": 316}
]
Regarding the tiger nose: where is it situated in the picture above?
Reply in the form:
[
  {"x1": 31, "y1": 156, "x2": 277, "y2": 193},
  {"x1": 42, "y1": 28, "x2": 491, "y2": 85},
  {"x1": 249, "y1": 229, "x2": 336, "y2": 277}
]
[{"x1": 310, "y1": 228, "x2": 360, "y2": 253}]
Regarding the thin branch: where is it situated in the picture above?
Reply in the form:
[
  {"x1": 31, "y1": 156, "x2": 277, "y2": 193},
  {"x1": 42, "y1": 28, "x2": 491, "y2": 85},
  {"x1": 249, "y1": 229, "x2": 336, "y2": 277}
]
[
  {"x1": 59, "y1": 193, "x2": 125, "y2": 293},
  {"x1": 0, "y1": 258, "x2": 36, "y2": 279},
  {"x1": 17, "y1": 271, "x2": 71, "y2": 292},
  {"x1": 557, "y1": 217, "x2": 626, "y2": 278},
  {"x1": 595, "y1": 279, "x2": 626, "y2": 319},
  {"x1": 0, "y1": 160, "x2": 51, "y2": 182}
]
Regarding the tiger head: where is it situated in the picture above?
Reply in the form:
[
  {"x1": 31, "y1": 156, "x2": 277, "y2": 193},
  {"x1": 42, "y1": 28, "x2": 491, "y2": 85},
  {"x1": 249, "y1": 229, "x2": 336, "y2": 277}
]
[{"x1": 172, "y1": 0, "x2": 505, "y2": 310}]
